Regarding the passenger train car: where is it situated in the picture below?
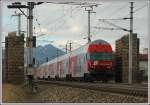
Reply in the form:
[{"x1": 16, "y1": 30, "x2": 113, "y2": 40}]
[{"x1": 35, "y1": 39, "x2": 114, "y2": 82}]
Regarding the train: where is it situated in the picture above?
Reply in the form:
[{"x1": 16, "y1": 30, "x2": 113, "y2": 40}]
[{"x1": 34, "y1": 39, "x2": 114, "y2": 82}]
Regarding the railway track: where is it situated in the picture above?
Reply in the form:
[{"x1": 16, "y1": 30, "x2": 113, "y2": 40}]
[{"x1": 37, "y1": 80, "x2": 148, "y2": 98}]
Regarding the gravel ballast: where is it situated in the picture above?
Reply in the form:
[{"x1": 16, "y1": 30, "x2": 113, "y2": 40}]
[{"x1": 3, "y1": 83, "x2": 148, "y2": 103}]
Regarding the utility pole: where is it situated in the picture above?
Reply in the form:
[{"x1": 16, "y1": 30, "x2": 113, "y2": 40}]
[
  {"x1": 69, "y1": 41, "x2": 73, "y2": 52},
  {"x1": 28, "y1": 2, "x2": 34, "y2": 68},
  {"x1": 87, "y1": 10, "x2": 91, "y2": 43},
  {"x1": 66, "y1": 40, "x2": 70, "y2": 53},
  {"x1": 26, "y1": 2, "x2": 35, "y2": 93},
  {"x1": 12, "y1": 12, "x2": 22, "y2": 36},
  {"x1": 128, "y1": 2, "x2": 134, "y2": 84},
  {"x1": 84, "y1": 5, "x2": 96, "y2": 43}
]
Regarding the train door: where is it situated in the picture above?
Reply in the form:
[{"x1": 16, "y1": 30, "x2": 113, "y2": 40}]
[
  {"x1": 70, "y1": 57, "x2": 77, "y2": 77},
  {"x1": 51, "y1": 64, "x2": 55, "y2": 78},
  {"x1": 71, "y1": 61, "x2": 74, "y2": 77},
  {"x1": 58, "y1": 61, "x2": 62, "y2": 78},
  {"x1": 80, "y1": 54, "x2": 85, "y2": 77},
  {"x1": 60, "y1": 61, "x2": 64, "y2": 78},
  {"x1": 65, "y1": 59, "x2": 69, "y2": 77},
  {"x1": 76, "y1": 56, "x2": 82, "y2": 77},
  {"x1": 61, "y1": 60, "x2": 66, "y2": 78},
  {"x1": 68, "y1": 56, "x2": 71, "y2": 75},
  {"x1": 48, "y1": 64, "x2": 51, "y2": 78},
  {"x1": 45, "y1": 66, "x2": 49, "y2": 79},
  {"x1": 40, "y1": 67, "x2": 44, "y2": 78}
]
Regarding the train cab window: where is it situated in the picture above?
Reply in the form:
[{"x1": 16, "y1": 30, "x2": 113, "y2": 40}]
[
  {"x1": 88, "y1": 52, "x2": 112, "y2": 60},
  {"x1": 86, "y1": 53, "x2": 90, "y2": 60}
]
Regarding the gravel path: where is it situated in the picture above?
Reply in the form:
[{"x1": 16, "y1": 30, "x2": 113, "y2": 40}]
[
  {"x1": 3, "y1": 84, "x2": 27, "y2": 103},
  {"x1": 3, "y1": 83, "x2": 148, "y2": 103}
]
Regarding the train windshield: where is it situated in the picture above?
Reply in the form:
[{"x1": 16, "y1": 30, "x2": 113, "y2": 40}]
[{"x1": 88, "y1": 52, "x2": 112, "y2": 60}]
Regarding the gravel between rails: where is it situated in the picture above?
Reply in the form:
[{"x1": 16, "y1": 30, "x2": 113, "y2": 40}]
[{"x1": 3, "y1": 83, "x2": 148, "y2": 103}]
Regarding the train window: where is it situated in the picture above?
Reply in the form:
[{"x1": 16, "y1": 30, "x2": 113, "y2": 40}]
[{"x1": 89, "y1": 52, "x2": 112, "y2": 60}]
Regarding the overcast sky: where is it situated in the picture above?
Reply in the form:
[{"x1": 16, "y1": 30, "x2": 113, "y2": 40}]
[{"x1": 2, "y1": 1, "x2": 148, "y2": 53}]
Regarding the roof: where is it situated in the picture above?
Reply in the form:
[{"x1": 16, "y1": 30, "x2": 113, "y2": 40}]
[{"x1": 139, "y1": 54, "x2": 148, "y2": 61}]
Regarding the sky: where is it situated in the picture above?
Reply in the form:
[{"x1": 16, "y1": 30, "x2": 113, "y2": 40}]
[{"x1": 2, "y1": 1, "x2": 149, "y2": 53}]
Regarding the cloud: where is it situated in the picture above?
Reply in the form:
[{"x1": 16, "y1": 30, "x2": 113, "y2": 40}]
[
  {"x1": 2, "y1": 1, "x2": 148, "y2": 53},
  {"x1": 34, "y1": 27, "x2": 49, "y2": 35}
]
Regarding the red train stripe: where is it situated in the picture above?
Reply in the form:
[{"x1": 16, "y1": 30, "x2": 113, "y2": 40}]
[{"x1": 88, "y1": 44, "x2": 112, "y2": 53}]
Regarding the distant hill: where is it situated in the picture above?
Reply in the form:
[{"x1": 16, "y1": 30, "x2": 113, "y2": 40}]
[
  {"x1": 2, "y1": 44, "x2": 65, "y2": 67},
  {"x1": 24, "y1": 44, "x2": 65, "y2": 66}
]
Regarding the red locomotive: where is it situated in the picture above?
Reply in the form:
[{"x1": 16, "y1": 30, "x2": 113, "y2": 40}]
[{"x1": 35, "y1": 39, "x2": 114, "y2": 82}]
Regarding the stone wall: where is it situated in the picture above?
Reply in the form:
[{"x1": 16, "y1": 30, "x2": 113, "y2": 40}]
[{"x1": 5, "y1": 32, "x2": 24, "y2": 84}]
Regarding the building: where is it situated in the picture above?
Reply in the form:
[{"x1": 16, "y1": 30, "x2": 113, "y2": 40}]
[{"x1": 115, "y1": 33, "x2": 139, "y2": 83}]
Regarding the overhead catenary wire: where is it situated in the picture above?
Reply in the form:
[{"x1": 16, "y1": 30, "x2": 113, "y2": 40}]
[
  {"x1": 90, "y1": 4, "x2": 129, "y2": 37},
  {"x1": 96, "y1": 2, "x2": 148, "y2": 31},
  {"x1": 97, "y1": 19, "x2": 130, "y2": 32},
  {"x1": 34, "y1": 5, "x2": 42, "y2": 33},
  {"x1": 43, "y1": 5, "x2": 82, "y2": 26},
  {"x1": 33, "y1": 5, "x2": 83, "y2": 38},
  {"x1": 123, "y1": 3, "x2": 148, "y2": 18},
  {"x1": 47, "y1": 1, "x2": 100, "y2": 6},
  {"x1": 98, "y1": 3, "x2": 147, "y2": 21},
  {"x1": 134, "y1": 3, "x2": 148, "y2": 13},
  {"x1": 33, "y1": 4, "x2": 82, "y2": 38},
  {"x1": 105, "y1": 3, "x2": 129, "y2": 18},
  {"x1": 95, "y1": 3, "x2": 148, "y2": 32}
]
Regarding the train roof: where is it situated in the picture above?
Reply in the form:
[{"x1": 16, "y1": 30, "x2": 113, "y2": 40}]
[{"x1": 90, "y1": 39, "x2": 110, "y2": 45}]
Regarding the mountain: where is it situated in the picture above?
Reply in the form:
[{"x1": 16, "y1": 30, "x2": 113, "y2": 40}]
[{"x1": 24, "y1": 44, "x2": 65, "y2": 66}]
